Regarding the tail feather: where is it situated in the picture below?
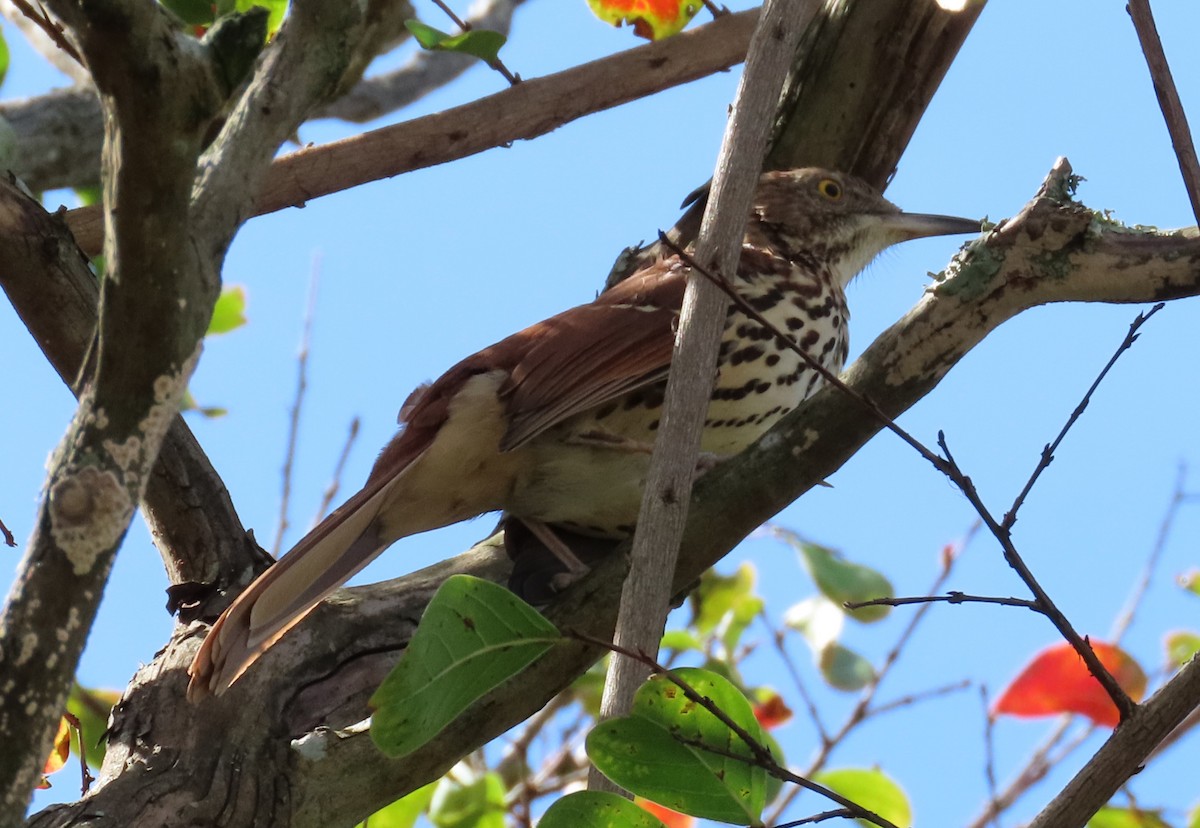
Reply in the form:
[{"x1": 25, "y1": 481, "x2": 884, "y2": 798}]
[{"x1": 187, "y1": 472, "x2": 403, "y2": 700}]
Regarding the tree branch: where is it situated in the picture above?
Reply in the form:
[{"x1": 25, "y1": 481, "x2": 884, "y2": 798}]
[
  {"x1": 594, "y1": 0, "x2": 818, "y2": 789},
  {"x1": 26, "y1": 163, "x2": 1200, "y2": 827},
  {"x1": 62, "y1": 8, "x2": 762, "y2": 257}
]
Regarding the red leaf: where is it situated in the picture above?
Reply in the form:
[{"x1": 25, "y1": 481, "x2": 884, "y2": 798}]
[
  {"x1": 586, "y1": 0, "x2": 702, "y2": 40},
  {"x1": 753, "y1": 691, "x2": 793, "y2": 730},
  {"x1": 993, "y1": 641, "x2": 1147, "y2": 727},
  {"x1": 636, "y1": 797, "x2": 696, "y2": 828}
]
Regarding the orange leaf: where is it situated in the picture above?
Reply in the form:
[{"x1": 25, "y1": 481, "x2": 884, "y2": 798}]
[
  {"x1": 993, "y1": 641, "x2": 1147, "y2": 727},
  {"x1": 636, "y1": 797, "x2": 696, "y2": 828},
  {"x1": 753, "y1": 691, "x2": 793, "y2": 730},
  {"x1": 39, "y1": 717, "x2": 72, "y2": 789},
  {"x1": 586, "y1": 0, "x2": 702, "y2": 40}
]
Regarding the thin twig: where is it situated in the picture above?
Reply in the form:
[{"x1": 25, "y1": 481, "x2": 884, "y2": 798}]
[
  {"x1": 430, "y1": 0, "x2": 520, "y2": 85},
  {"x1": 10, "y1": 0, "x2": 83, "y2": 65},
  {"x1": 979, "y1": 685, "x2": 1000, "y2": 828},
  {"x1": 61, "y1": 711, "x2": 94, "y2": 795},
  {"x1": 869, "y1": 679, "x2": 971, "y2": 717},
  {"x1": 1110, "y1": 462, "x2": 1193, "y2": 642},
  {"x1": 573, "y1": 631, "x2": 900, "y2": 828},
  {"x1": 672, "y1": 234, "x2": 1160, "y2": 721},
  {"x1": 767, "y1": 526, "x2": 975, "y2": 823},
  {"x1": 1127, "y1": 0, "x2": 1200, "y2": 224},
  {"x1": 661, "y1": 233, "x2": 951, "y2": 476},
  {"x1": 937, "y1": 432, "x2": 1136, "y2": 722},
  {"x1": 314, "y1": 417, "x2": 360, "y2": 524},
  {"x1": 1002, "y1": 303, "x2": 1166, "y2": 530},
  {"x1": 965, "y1": 718, "x2": 1080, "y2": 828},
  {"x1": 0, "y1": 517, "x2": 14, "y2": 547},
  {"x1": 846, "y1": 592, "x2": 1040, "y2": 612},
  {"x1": 274, "y1": 258, "x2": 321, "y2": 555},
  {"x1": 759, "y1": 611, "x2": 830, "y2": 744}
]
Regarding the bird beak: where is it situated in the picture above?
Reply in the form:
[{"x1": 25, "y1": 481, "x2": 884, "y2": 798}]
[{"x1": 881, "y1": 211, "x2": 981, "y2": 241}]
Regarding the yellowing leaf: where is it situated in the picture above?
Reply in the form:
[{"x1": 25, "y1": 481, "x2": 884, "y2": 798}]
[
  {"x1": 39, "y1": 717, "x2": 71, "y2": 789},
  {"x1": 993, "y1": 641, "x2": 1147, "y2": 728},
  {"x1": 586, "y1": 0, "x2": 702, "y2": 40},
  {"x1": 813, "y1": 767, "x2": 912, "y2": 828}
]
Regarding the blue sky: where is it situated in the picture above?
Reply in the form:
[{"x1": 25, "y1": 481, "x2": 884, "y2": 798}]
[{"x1": 5, "y1": 0, "x2": 1200, "y2": 823}]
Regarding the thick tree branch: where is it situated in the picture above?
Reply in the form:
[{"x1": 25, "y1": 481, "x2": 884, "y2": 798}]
[
  {"x1": 0, "y1": 179, "x2": 263, "y2": 589},
  {"x1": 0, "y1": 0, "x2": 225, "y2": 813},
  {"x1": 27, "y1": 164, "x2": 1200, "y2": 827},
  {"x1": 62, "y1": 8, "x2": 762, "y2": 257}
]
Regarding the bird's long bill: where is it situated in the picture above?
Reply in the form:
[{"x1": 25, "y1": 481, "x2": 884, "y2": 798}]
[{"x1": 883, "y1": 211, "x2": 981, "y2": 241}]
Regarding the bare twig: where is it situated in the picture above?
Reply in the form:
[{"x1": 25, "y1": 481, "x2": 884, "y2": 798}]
[
  {"x1": 9, "y1": 0, "x2": 82, "y2": 64},
  {"x1": 760, "y1": 611, "x2": 830, "y2": 744},
  {"x1": 1002, "y1": 303, "x2": 1167, "y2": 530},
  {"x1": 966, "y1": 718, "x2": 1079, "y2": 828},
  {"x1": 869, "y1": 679, "x2": 971, "y2": 717},
  {"x1": 768, "y1": 526, "x2": 975, "y2": 823},
  {"x1": 274, "y1": 258, "x2": 321, "y2": 556},
  {"x1": 0, "y1": 517, "x2": 14, "y2": 547},
  {"x1": 1128, "y1": 0, "x2": 1200, "y2": 223},
  {"x1": 662, "y1": 233, "x2": 950, "y2": 475},
  {"x1": 314, "y1": 416, "x2": 361, "y2": 524},
  {"x1": 846, "y1": 592, "x2": 1040, "y2": 612},
  {"x1": 60, "y1": 712, "x2": 93, "y2": 795},
  {"x1": 1110, "y1": 462, "x2": 1194, "y2": 642},
  {"x1": 979, "y1": 685, "x2": 1000, "y2": 828},
  {"x1": 672, "y1": 228, "x2": 1161, "y2": 723},
  {"x1": 63, "y1": 8, "x2": 760, "y2": 257}
]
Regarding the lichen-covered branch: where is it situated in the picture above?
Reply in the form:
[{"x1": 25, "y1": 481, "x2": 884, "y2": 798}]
[
  {"x1": 26, "y1": 163, "x2": 1200, "y2": 827},
  {"x1": 0, "y1": 0, "x2": 225, "y2": 813}
]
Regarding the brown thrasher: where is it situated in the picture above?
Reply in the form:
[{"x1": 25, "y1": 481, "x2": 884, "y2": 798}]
[{"x1": 187, "y1": 168, "x2": 978, "y2": 699}]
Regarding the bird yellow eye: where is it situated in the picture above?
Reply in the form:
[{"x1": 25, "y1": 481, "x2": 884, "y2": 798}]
[{"x1": 817, "y1": 178, "x2": 843, "y2": 200}]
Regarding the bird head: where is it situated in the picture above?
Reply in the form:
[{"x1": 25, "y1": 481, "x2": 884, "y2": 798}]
[{"x1": 749, "y1": 167, "x2": 980, "y2": 286}]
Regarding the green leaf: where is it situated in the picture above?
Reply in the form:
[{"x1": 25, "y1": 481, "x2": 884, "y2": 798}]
[
  {"x1": 429, "y1": 770, "x2": 506, "y2": 828},
  {"x1": 238, "y1": 0, "x2": 287, "y2": 36},
  {"x1": 539, "y1": 792, "x2": 668, "y2": 828},
  {"x1": 357, "y1": 782, "x2": 436, "y2": 828},
  {"x1": 813, "y1": 768, "x2": 912, "y2": 828},
  {"x1": 403, "y1": 19, "x2": 506, "y2": 63},
  {"x1": 795, "y1": 541, "x2": 892, "y2": 623},
  {"x1": 160, "y1": 0, "x2": 217, "y2": 26},
  {"x1": 1180, "y1": 570, "x2": 1200, "y2": 597},
  {"x1": 691, "y1": 564, "x2": 756, "y2": 636},
  {"x1": 405, "y1": 19, "x2": 453, "y2": 49},
  {"x1": 74, "y1": 186, "x2": 102, "y2": 208},
  {"x1": 1088, "y1": 806, "x2": 1172, "y2": 828},
  {"x1": 370, "y1": 575, "x2": 560, "y2": 757},
  {"x1": 587, "y1": 667, "x2": 773, "y2": 824},
  {"x1": 1166, "y1": 630, "x2": 1200, "y2": 668},
  {"x1": 0, "y1": 29, "x2": 9, "y2": 88},
  {"x1": 660, "y1": 629, "x2": 702, "y2": 654},
  {"x1": 818, "y1": 643, "x2": 875, "y2": 692},
  {"x1": 207, "y1": 285, "x2": 248, "y2": 335}
]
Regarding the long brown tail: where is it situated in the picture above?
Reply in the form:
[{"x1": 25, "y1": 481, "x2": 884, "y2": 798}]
[{"x1": 186, "y1": 474, "x2": 402, "y2": 700}]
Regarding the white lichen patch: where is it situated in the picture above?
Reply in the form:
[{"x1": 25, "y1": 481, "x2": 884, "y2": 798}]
[
  {"x1": 790, "y1": 429, "x2": 821, "y2": 455},
  {"x1": 135, "y1": 343, "x2": 201, "y2": 462},
  {"x1": 16, "y1": 633, "x2": 37, "y2": 667},
  {"x1": 103, "y1": 434, "x2": 143, "y2": 475},
  {"x1": 49, "y1": 466, "x2": 134, "y2": 575}
]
